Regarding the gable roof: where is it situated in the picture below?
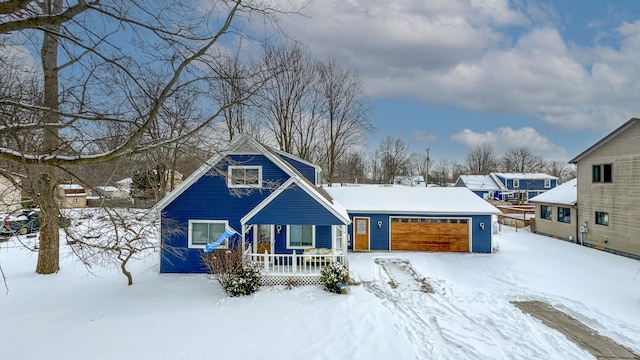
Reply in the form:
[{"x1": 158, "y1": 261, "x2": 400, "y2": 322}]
[
  {"x1": 151, "y1": 134, "x2": 344, "y2": 221},
  {"x1": 456, "y1": 175, "x2": 501, "y2": 191},
  {"x1": 324, "y1": 186, "x2": 501, "y2": 214},
  {"x1": 241, "y1": 177, "x2": 349, "y2": 225},
  {"x1": 569, "y1": 118, "x2": 640, "y2": 164},
  {"x1": 528, "y1": 178, "x2": 577, "y2": 205},
  {"x1": 491, "y1": 173, "x2": 558, "y2": 180}
]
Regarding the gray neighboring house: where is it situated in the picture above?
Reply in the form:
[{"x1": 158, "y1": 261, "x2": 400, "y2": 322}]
[
  {"x1": 569, "y1": 118, "x2": 640, "y2": 260},
  {"x1": 529, "y1": 178, "x2": 577, "y2": 242}
]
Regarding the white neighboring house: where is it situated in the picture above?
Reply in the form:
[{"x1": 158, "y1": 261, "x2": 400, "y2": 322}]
[
  {"x1": 95, "y1": 185, "x2": 131, "y2": 200},
  {"x1": 0, "y1": 174, "x2": 22, "y2": 213},
  {"x1": 393, "y1": 175, "x2": 426, "y2": 187}
]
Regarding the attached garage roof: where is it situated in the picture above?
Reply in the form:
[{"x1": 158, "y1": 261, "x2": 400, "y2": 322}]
[
  {"x1": 529, "y1": 178, "x2": 577, "y2": 205},
  {"x1": 324, "y1": 186, "x2": 501, "y2": 214}
]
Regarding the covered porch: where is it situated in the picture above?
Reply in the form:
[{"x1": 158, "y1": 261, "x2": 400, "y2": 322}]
[{"x1": 240, "y1": 178, "x2": 351, "y2": 285}]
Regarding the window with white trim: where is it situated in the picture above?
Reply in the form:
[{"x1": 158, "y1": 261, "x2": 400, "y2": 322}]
[
  {"x1": 287, "y1": 224, "x2": 315, "y2": 248},
  {"x1": 544, "y1": 179, "x2": 551, "y2": 188},
  {"x1": 188, "y1": 220, "x2": 229, "y2": 248},
  {"x1": 228, "y1": 166, "x2": 262, "y2": 188},
  {"x1": 513, "y1": 179, "x2": 520, "y2": 188}
]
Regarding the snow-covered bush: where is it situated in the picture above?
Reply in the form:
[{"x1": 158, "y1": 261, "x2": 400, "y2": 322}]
[
  {"x1": 201, "y1": 245, "x2": 261, "y2": 296},
  {"x1": 223, "y1": 262, "x2": 261, "y2": 296},
  {"x1": 320, "y1": 262, "x2": 349, "y2": 294}
]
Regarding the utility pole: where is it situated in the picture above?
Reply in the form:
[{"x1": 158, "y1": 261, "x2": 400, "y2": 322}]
[{"x1": 425, "y1": 146, "x2": 430, "y2": 186}]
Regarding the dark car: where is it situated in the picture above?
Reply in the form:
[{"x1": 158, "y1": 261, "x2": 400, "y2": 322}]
[{"x1": 0, "y1": 209, "x2": 40, "y2": 236}]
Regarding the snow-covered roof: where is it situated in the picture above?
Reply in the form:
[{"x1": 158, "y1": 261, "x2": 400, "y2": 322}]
[
  {"x1": 457, "y1": 175, "x2": 501, "y2": 191},
  {"x1": 492, "y1": 173, "x2": 558, "y2": 180},
  {"x1": 324, "y1": 186, "x2": 501, "y2": 214},
  {"x1": 96, "y1": 186, "x2": 119, "y2": 192},
  {"x1": 529, "y1": 178, "x2": 577, "y2": 205},
  {"x1": 58, "y1": 184, "x2": 84, "y2": 190}
]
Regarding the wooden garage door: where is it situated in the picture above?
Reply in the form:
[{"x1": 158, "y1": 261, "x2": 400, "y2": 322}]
[{"x1": 390, "y1": 217, "x2": 470, "y2": 252}]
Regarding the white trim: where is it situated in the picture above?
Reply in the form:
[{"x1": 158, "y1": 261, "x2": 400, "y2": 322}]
[
  {"x1": 187, "y1": 219, "x2": 229, "y2": 249},
  {"x1": 286, "y1": 224, "x2": 316, "y2": 249},
  {"x1": 227, "y1": 165, "x2": 262, "y2": 188},
  {"x1": 241, "y1": 177, "x2": 350, "y2": 225},
  {"x1": 388, "y1": 216, "x2": 472, "y2": 253},
  {"x1": 352, "y1": 216, "x2": 370, "y2": 251}
]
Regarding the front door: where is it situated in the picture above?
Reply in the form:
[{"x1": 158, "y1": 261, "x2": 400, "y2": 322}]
[
  {"x1": 256, "y1": 225, "x2": 272, "y2": 254},
  {"x1": 353, "y1": 217, "x2": 369, "y2": 251}
]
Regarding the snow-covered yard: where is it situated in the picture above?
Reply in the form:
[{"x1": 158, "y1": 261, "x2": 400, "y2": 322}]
[{"x1": 1, "y1": 226, "x2": 639, "y2": 359}]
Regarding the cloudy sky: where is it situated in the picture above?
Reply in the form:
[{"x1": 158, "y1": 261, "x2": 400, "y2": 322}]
[{"x1": 275, "y1": 0, "x2": 640, "y2": 162}]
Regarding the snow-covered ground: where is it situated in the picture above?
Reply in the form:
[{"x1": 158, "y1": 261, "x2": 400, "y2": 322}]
[{"x1": 1, "y1": 226, "x2": 639, "y2": 360}]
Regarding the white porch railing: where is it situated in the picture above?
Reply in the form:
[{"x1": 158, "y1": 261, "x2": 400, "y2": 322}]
[{"x1": 245, "y1": 251, "x2": 345, "y2": 275}]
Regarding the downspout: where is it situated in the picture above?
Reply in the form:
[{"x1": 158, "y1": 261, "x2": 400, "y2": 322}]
[{"x1": 574, "y1": 204, "x2": 579, "y2": 245}]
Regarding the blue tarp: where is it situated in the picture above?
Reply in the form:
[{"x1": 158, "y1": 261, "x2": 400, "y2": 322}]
[{"x1": 204, "y1": 227, "x2": 237, "y2": 252}]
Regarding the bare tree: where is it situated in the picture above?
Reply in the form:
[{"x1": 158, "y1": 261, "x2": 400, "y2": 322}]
[
  {"x1": 544, "y1": 160, "x2": 575, "y2": 183},
  {"x1": 373, "y1": 136, "x2": 412, "y2": 184},
  {"x1": 258, "y1": 41, "x2": 318, "y2": 156},
  {"x1": 465, "y1": 143, "x2": 498, "y2": 175},
  {"x1": 0, "y1": 1, "x2": 288, "y2": 274},
  {"x1": 410, "y1": 151, "x2": 429, "y2": 186},
  {"x1": 316, "y1": 55, "x2": 371, "y2": 184},
  {"x1": 66, "y1": 208, "x2": 158, "y2": 285},
  {"x1": 333, "y1": 150, "x2": 368, "y2": 184},
  {"x1": 501, "y1": 147, "x2": 545, "y2": 173}
]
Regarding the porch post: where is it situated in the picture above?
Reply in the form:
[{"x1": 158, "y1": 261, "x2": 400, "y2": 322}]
[
  {"x1": 342, "y1": 224, "x2": 348, "y2": 265},
  {"x1": 292, "y1": 250, "x2": 297, "y2": 273}
]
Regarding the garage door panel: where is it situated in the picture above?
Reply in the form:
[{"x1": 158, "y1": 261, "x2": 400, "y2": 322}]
[{"x1": 390, "y1": 217, "x2": 469, "y2": 252}]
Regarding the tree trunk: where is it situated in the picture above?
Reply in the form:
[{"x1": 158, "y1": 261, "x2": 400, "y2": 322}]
[
  {"x1": 35, "y1": 171, "x2": 60, "y2": 274},
  {"x1": 35, "y1": 0, "x2": 62, "y2": 275}
]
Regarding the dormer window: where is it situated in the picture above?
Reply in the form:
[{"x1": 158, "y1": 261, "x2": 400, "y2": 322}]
[
  {"x1": 513, "y1": 179, "x2": 519, "y2": 188},
  {"x1": 228, "y1": 166, "x2": 262, "y2": 188}
]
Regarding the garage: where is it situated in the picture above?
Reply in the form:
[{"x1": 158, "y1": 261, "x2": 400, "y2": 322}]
[
  {"x1": 324, "y1": 186, "x2": 499, "y2": 253},
  {"x1": 390, "y1": 217, "x2": 470, "y2": 252}
]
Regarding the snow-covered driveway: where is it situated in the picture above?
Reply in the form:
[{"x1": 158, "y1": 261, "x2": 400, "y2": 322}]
[{"x1": 348, "y1": 227, "x2": 640, "y2": 359}]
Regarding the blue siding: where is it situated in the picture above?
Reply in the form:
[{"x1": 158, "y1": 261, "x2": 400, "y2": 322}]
[
  {"x1": 345, "y1": 212, "x2": 492, "y2": 253},
  {"x1": 161, "y1": 154, "x2": 289, "y2": 273},
  {"x1": 248, "y1": 184, "x2": 344, "y2": 226},
  {"x1": 496, "y1": 176, "x2": 557, "y2": 191},
  {"x1": 278, "y1": 153, "x2": 317, "y2": 184}
]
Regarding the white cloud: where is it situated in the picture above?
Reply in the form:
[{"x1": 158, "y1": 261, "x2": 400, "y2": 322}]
[
  {"x1": 450, "y1": 127, "x2": 569, "y2": 161},
  {"x1": 273, "y1": 1, "x2": 640, "y2": 132}
]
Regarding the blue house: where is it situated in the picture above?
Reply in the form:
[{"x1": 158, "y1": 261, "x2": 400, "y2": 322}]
[
  {"x1": 456, "y1": 173, "x2": 558, "y2": 202},
  {"x1": 153, "y1": 135, "x2": 350, "y2": 284},
  {"x1": 454, "y1": 175, "x2": 502, "y2": 200},
  {"x1": 324, "y1": 186, "x2": 500, "y2": 253},
  {"x1": 490, "y1": 173, "x2": 558, "y2": 202},
  {"x1": 153, "y1": 136, "x2": 502, "y2": 284}
]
